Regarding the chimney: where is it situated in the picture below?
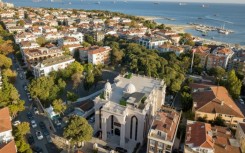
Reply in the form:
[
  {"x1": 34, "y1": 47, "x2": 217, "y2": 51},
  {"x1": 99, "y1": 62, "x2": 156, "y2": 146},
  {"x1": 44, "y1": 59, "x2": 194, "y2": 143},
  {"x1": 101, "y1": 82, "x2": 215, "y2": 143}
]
[{"x1": 221, "y1": 101, "x2": 224, "y2": 106}]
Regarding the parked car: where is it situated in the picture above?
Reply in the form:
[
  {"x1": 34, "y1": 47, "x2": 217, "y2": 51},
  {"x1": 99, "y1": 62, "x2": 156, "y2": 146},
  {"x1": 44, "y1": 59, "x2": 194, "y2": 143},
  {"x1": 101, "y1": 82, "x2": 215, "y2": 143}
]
[
  {"x1": 239, "y1": 98, "x2": 244, "y2": 104},
  {"x1": 27, "y1": 112, "x2": 34, "y2": 120},
  {"x1": 36, "y1": 131, "x2": 43, "y2": 140},
  {"x1": 31, "y1": 120, "x2": 37, "y2": 128},
  {"x1": 33, "y1": 107, "x2": 39, "y2": 114},
  {"x1": 39, "y1": 121, "x2": 46, "y2": 129},
  {"x1": 42, "y1": 128, "x2": 49, "y2": 136},
  {"x1": 89, "y1": 116, "x2": 95, "y2": 123},
  {"x1": 28, "y1": 95, "x2": 33, "y2": 101},
  {"x1": 115, "y1": 147, "x2": 127, "y2": 153},
  {"x1": 13, "y1": 120, "x2": 21, "y2": 126},
  {"x1": 27, "y1": 134, "x2": 35, "y2": 145},
  {"x1": 102, "y1": 145, "x2": 112, "y2": 151},
  {"x1": 94, "y1": 130, "x2": 102, "y2": 139},
  {"x1": 32, "y1": 146, "x2": 43, "y2": 153}
]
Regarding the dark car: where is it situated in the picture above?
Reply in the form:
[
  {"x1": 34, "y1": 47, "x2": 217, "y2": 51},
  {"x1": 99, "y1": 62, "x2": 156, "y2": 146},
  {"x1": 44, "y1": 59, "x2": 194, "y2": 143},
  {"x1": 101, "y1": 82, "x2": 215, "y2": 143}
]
[
  {"x1": 102, "y1": 145, "x2": 112, "y2": 151},
  {"x1": 27, "y1": 135, "x2": 35, "y2": 145},
  {"x1": 42, "y1": 128, "x2": 49, "y2": 136},
  {"x1": 32, "y1": 146, "x2": 43, "y2": 153},
  {"x1": 39, "y1": 121, "x2": 46, "y2": 129},
  {"x1": 94, "y1": 130, "x2": 102, "y2": 139},
  {"x1": 27, "y1": 112, "x2": 34, "y2": 120},
  {"x1": 115, "y1": 147, "x2": 127, "y2": 153}
]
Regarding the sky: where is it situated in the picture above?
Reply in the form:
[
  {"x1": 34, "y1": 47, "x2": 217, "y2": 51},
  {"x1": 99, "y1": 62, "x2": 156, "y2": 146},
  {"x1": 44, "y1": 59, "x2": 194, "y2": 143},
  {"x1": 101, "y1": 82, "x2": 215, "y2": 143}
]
[{"x1": 131, "y1": 0, "x2": 245, "y2": 4}]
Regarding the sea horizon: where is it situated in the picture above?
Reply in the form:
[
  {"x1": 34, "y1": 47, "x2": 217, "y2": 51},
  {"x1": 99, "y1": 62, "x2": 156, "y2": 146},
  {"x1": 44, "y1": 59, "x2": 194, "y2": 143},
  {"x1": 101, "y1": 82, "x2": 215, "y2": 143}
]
[{"x1": 4, "y1": 0, "x2": 245, "y2": 45}]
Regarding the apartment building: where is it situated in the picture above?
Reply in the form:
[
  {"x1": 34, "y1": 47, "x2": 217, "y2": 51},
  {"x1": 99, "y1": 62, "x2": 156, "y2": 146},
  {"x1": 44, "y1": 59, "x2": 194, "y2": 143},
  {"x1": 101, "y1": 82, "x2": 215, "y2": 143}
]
[
  {"x1": 147, "y1": 106, "x2": 181, "y2": 153},
  {"x1": 138, "y1": 35, "x2": 168, "y2": 49},
  {"x1": 79, "y1": 46, "x2": 111, "y2": 65},
  {"x1": 185, "y1": 120, "x2": 241, "y2": 153},
  {"x1": 206, "y1": 47, "x2": 234, "y2": 69},
  {"x1": 22, "y1": 47, "x2": 64, "y2": 66},
  {"x1": 190, "y1": 83, "x2": 244, "y2": 128},
  {"x1": 32, "y1": 55, "x2": 75, "y2": 78},
  {"x1": 192, "y1": 46, "x2": 211, "y2": 68}
]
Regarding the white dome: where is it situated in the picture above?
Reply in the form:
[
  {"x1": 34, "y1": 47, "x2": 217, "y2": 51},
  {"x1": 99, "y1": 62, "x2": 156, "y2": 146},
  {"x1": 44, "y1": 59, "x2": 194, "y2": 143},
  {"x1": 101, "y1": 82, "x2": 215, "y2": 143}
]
[
  {"x1": 104, "y1": 81, "x2": 112, "y2": 91},
  {"x1": 125, "y1": 83, "x2": 136, "y2": 94}
]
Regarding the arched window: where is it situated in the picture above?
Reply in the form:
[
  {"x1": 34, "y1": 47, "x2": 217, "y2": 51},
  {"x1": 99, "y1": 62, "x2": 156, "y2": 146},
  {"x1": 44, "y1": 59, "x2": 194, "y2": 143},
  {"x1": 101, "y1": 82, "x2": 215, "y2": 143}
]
[{"x1": 130, "y1": 116, "x2": 138, "y2": 141}]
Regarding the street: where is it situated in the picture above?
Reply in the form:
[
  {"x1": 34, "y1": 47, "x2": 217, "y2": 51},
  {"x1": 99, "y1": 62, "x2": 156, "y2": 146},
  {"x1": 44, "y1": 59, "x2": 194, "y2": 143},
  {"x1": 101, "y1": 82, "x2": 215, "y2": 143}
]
[{"x1": 11, "y1": 57, "x2": 51, "y2": 153}]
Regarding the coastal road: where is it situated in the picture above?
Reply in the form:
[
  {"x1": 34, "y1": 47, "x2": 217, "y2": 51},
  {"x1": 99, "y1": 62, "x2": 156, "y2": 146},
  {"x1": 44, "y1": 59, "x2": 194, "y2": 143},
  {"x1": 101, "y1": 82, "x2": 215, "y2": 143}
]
[{"x1": 11, "y1": 56, "x2": 50, "y2": 153}]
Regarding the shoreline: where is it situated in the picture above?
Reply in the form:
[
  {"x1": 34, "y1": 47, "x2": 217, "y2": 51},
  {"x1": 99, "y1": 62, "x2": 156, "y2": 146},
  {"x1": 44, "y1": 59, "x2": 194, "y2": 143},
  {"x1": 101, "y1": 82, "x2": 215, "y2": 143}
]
[{"x1": 139, "y1": 15, "x2": 245, "y2": 48}]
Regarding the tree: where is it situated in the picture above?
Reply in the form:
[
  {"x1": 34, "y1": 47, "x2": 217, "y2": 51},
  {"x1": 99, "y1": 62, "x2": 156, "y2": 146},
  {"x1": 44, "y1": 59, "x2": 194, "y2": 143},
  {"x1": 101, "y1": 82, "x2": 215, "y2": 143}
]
[
  {"x1": 36, "y1": 36, "x2": 47, "y2": 47},
  {"x1": 63, "y1": 116, "x2": 93, "y2": 145},
  {"x1": 211, "y1": 116, "x2": 225, "y2": 127},
  {"x1": 16, "y1": 20, "x2": 25, "y2": 26},
  {"x1": 71, "y1": 72, "x2": 82, "y2": 89},
  {"x1": 52, "y1": 99, "x2": 67, "y2": 115},
  {"x1": 181, "y1": 92, "x2": 193, "y2": 112},
  {"x1": 28, "y1": 76, "x2": 65, "y2": 104},
  {"x1": 84, "y1": 34, "x2": 94, "y2": 45},
  {"x1": 67, "y1": 91, "x2": 79, "y2": 102},
  {"x1": 209, "y1": 66, "x2": 226, "y2": 80},
  {"x1": 84, "y1": 71, "x2": 94, "y2": 90},
  {"x1": 227, "y1": 70, "x2": 242, "y2": 99},
  {"x1": 0, "y1": 39, "x2": 14, "y2": 55},
  {"x1": 15, "y1": 122, "x2": 30, "y2": 136},
  {"x1": 0, "y1": 54, "x2": 12, "y2": 68},
  {"x1": 82, "y1": 41, "x2": 91, "y2": 47},
  {"x1": 9, "y1": 100, "x2": 25, "y2": 117},
  {"x1": 111, "y1": 48, "x2": 124, "y2": 64}
]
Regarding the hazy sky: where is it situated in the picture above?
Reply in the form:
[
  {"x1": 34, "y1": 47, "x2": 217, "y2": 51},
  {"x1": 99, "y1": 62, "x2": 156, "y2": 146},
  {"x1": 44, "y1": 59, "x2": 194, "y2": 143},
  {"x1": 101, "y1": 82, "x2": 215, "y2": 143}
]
[{"x1": 133, "y1": 0, "x2": 245, "y2": 4}]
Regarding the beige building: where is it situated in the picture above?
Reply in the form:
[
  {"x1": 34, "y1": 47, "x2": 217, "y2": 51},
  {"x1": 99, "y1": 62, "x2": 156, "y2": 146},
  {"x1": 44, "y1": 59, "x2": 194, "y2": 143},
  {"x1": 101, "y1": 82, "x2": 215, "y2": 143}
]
[
  {"x1": 185, "y1": 120, "x2": 241, "y2": 153},
  {"x1": 93, "y1": 74, "x2": 166, "y2": 151},
  {"x1": 147, "y1": 106, "x2": 181, "y2": 153},
  {"x1": 191, "y1": 83, "x2": 244, "y2": 128},
  {"x1": 192, "y1": 46, "x2": 211, "y2": 68},
  {"x1": 22, "y1": 47, "x2": 64, "y2": 66},
  {"x1": 87, "y1": 46, "x2": 111, "y2": 65}
]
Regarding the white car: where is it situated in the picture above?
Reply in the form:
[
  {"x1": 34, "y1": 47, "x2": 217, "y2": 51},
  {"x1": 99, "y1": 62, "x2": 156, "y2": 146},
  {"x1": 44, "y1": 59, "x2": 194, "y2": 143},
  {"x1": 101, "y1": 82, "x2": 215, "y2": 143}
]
[
  {"x1": 36, "y1": 131, "x2": 43, "y2": 140},
  {"x1": 31, "y1": 120, "x2": 37, "y2": 128},
  {"x1": 33, "y1": 107, "x2": 39, "y2": 114},
  {"x1": 240, "y1": 98, "x2": 244, "y2": 104},
  {"x1": 13, "y1": 120, "x2": 21, "y2": 126}
]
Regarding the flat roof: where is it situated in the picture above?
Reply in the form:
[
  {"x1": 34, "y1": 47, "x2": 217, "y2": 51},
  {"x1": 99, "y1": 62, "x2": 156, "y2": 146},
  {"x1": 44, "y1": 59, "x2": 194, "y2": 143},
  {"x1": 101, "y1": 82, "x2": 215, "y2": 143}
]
[{"x1": 109, "y1": 74, "x2": 163, "y2": 104}]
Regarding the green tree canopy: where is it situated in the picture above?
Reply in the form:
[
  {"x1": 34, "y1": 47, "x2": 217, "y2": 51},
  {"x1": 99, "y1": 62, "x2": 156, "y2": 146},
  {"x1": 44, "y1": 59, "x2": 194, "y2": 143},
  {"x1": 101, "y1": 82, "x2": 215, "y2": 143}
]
[
  {"x1": 0, "y1": 54, "x2": 12, "y2": 68},
  {"x1": 227, "y1": 69, "x2": 242, "y2": 99},
  {"x1": 209, "y1": 66, "x2": 226, "y2": 80},
  {"x1": 52, "y1": 99, "x2": 67, "y2": 115},
  {"x1": 28, "y1": 76, "x2": 66, "y2": 104},
  {"x1": 36, "y1": 36, "x2": 47, "y2": 47},
  {"x1": 63, "y1": 116, "x2": 93, "y2": 145}
]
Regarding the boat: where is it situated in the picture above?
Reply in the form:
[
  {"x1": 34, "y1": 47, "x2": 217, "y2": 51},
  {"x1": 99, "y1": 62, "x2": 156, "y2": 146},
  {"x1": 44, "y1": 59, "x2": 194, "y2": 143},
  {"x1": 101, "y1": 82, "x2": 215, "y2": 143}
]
[
  {"x1": 69, "y1": 2, "x2": 71, "y2": 4},
  {"x1": 95, "y1": 1, "x2": 100, "y2": 4},
  {"x1": 154, "y1": 2, "x2": 159, "y2": 4},
  {"x1": 179, "y1": 2, "x2": 186, "y2": 5}
]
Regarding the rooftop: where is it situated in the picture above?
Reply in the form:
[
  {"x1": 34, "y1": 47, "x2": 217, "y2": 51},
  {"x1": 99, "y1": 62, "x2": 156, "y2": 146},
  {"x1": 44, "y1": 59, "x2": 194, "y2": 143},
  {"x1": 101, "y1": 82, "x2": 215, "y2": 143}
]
[
  {"x1": 108, "y1": 74, "x2": 163, "y2": 104},
  {"x1": 191, "y1": 83, "x2": 244, "y2": 118},
  {"x1": 0, "y1": 140, "x2": 16, "y2": 153},
  {"x1": 186, "y1": 120, "x2": 241, "y2": 153},
  {"x1": 0, "y1": 107, "x2": 12, "y2": 133},
  {"x1": 34, "y1": 55, "x2": 74, "y2": 67},
  {"x1": 149, "y1": 106, "x2": 181, "y2": 142}
]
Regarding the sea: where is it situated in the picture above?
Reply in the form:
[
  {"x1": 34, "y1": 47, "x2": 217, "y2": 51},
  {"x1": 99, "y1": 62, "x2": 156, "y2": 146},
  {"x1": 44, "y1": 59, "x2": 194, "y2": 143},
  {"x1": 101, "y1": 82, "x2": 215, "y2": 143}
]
[{"x1": 3, "y1": 0, "x2": 245, "y2": 45}]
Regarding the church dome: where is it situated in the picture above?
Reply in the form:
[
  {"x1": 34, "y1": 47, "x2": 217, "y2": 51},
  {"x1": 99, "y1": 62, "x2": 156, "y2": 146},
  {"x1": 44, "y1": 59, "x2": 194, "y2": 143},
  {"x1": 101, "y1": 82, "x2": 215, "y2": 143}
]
[
  {"x1": 104, "y1": 81, "x2": 112, "y2": 91},
  {"x1": 124, "y1": 83, "x2": 136, "y2": 94}
]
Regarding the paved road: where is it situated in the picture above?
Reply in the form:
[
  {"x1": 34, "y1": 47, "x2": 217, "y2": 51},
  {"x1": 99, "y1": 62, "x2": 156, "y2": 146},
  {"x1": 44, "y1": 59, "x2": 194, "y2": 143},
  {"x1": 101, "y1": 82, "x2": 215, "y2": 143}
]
[{"x1": 11, "y1": 57, "x2": 50, "y2": 153}]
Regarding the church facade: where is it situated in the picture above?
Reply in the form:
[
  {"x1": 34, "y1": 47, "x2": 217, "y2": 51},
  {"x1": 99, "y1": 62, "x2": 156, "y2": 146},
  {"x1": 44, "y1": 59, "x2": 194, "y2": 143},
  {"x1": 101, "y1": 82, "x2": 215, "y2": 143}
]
[{"x1": 93, "y1": 74, "x2": 166, "y2": 148}]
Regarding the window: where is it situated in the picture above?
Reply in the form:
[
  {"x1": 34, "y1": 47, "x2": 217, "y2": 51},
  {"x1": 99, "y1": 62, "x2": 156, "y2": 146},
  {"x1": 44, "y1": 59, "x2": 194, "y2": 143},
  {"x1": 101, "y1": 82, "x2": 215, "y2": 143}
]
[
  {"x1": 150, "y1": 140, "x2": 155, "y2": 145},
  {"x1": 150, "y1": 146, "x2": 154, "y2": 151},
  {"x1": 166, "y1": 145, "x2": 171, "y2": 151},
  {"x1": 158, "y1": 142, "x2": 163, "y2": 148},
  {"x1": 158, "y1": 149, "x2": 163, "y2": 153},
  {"x1": 157, "y1": 131, "x2": 161, "y2": 136}
]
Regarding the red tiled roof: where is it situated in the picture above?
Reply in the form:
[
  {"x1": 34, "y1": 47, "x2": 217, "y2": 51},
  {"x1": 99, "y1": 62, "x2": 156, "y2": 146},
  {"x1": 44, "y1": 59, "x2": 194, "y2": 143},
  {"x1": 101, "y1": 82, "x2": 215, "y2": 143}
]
[
  {"x1": 191, "y1": 84, "x2": 244, "y2": 118},
  {"x1": 0, "y1": 140, "x2": 16, "y2": 153},
  {"x1": 0, "y1": 107, "x2": 12, "y2": 133}
]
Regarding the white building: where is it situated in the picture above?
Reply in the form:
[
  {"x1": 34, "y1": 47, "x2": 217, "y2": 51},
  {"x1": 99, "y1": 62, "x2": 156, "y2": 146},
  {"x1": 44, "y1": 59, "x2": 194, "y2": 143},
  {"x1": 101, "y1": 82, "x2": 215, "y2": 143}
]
[
  {"x1": 147, "y1": 106, "x2": 181, "y2": 153},
  {"x1": 32, "y1": 55, "x2": 75, "y2": 78},
  {"x1": 138, "y1": 36, "x2": 168, "y2": 49},
  {"x1": 94, "y1": 74, "x2": 166, "y2": 150}
]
